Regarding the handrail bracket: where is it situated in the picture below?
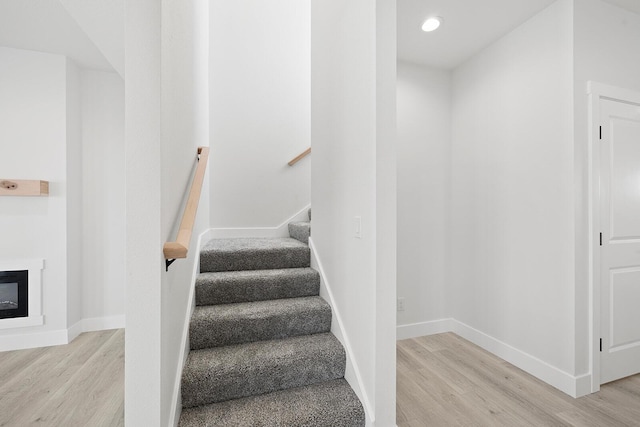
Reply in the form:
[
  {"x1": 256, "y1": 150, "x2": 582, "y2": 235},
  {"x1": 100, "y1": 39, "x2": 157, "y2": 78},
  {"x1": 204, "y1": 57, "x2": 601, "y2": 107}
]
[{"x1": 163, "y1": 146, "x2": 210, "y2": 271}]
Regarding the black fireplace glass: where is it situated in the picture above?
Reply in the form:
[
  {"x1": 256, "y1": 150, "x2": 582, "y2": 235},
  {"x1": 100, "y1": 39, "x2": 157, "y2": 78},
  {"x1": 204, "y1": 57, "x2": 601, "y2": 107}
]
[{"x1": 0, "y1": 270, "x2": 28, "y2": 319}]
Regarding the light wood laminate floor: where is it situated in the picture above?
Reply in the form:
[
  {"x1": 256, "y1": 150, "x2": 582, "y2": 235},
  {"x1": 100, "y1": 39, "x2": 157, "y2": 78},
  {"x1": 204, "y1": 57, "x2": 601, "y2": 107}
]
[
  {"x1": 0, "y1": 329, "x2": 124, "y2": 427},
  {"x1": 398, "y1": 333, "x2": 640, "y2": 427}
]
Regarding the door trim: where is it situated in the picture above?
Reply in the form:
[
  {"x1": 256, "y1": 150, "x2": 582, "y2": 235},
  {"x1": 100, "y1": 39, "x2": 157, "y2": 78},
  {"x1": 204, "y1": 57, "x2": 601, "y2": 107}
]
[{"x1": 588, "y1": 81, "x2": 640, "y2": 393}]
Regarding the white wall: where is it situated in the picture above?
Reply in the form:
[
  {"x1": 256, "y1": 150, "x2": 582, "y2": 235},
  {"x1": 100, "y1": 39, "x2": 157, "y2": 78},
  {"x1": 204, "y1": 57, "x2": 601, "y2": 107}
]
[
  {"x1": 209, "y1": 0, "x2": 310, "y2": 229},
  {"x1": 394, "y1": 0, "x2": 640, "y2": 395},
  {"x1": 0, "y1": 47, "x2": 71, "y2": 341},
  {"x1": 125, "y1": 0, "x2": 210, "y2": 425},
  {"x1": 124, "y1": 0, "x2": 162, "y2": 423},
  {"x1": 65, "y1": 58, "x2": 83, "y2": 330},
  {"x1": 573, "y1": 0, "x2": 640, "y2": 377},
  {"x1": 450, "y1": 0, "x2": 575, "y2": 376},
  {"x1": 396, "y1": 61, "x2": 450, "y2": 331},
  {"x1": 374, "y1": 1, "x2": 397, "y2": 422},
  {"x1": 311, "y1": 0, "x2": 396, "y2": 425},
  {"x1": 0, "y1": 46, "x2": 126, "y2": 349},
  {"x1": 161, "y1": 0, "x2": 210, "y2": 424},
  {"x1": 80, "y1": 69, "x2": 125, "y2": 326}
]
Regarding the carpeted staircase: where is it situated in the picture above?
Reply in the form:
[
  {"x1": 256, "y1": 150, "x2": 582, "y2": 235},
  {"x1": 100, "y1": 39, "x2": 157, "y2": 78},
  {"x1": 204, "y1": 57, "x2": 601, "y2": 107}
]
[{"x1": 179, "y1": 209, "x2": 366, "y2": 426}]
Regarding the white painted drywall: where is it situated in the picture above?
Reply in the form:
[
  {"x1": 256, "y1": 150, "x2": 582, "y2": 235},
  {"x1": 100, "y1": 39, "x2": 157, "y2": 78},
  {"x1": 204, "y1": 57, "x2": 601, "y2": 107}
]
[
  {"x1": 311, "y1": 0, "x2": 396, "y2": 424},
  {"x1": 125, "y1": 0, "x2": 210, "y2": 424},
  {"x1": 0, "y1": 47, "x2": 70, "y2": 339},
  {"x1": 161, "y1": 0, "x2": 210, "y2": 424},
  {"x1": 573, "y1": 0, "x2": 640, "y2": 376},
  {"x1": 374, "y1": 2, "x2": 397, "y2": 424},
  {"x1": 450, "y1": 0, "x2": 575, "y2": 375},
  {"x1": 0, "y1": 47, "x2": 124, "y2": 349},
  {"x1": 124, "y1": 0, "x2": 162, "y2": 423},
  {"x1": 80, "y1": 69, "x2": 125, "y2": 323},
  {"x1": 209, "y1": 0, "x2": 310, "y2": 229},
  {"x1": 396, "y1": 61, "x2": 451, "y2": 328},
  {"x1": 65, "y1": 58, "x2": 83, "y2": 329}
]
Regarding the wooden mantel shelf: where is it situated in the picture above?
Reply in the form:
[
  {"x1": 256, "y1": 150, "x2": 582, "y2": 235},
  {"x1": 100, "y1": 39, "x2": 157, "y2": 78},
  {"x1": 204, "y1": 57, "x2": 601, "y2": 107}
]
[{"x1": 0, "y1": 180, "x2": 49, "y2": 196}]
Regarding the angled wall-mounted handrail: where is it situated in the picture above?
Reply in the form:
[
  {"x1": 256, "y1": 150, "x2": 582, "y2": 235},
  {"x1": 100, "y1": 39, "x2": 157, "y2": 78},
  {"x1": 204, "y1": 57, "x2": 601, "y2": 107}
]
[
  {"x1": 288, "y1": 147, "x2": 311, "y2": 166},
  {"x1": 164, "y1": 146, "x2": 209, "y2": 270}
]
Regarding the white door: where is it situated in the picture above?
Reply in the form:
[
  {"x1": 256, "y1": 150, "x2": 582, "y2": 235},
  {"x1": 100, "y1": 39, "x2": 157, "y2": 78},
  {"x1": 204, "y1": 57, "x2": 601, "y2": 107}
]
[{"x1": 600, "y1": 97, "x2": 640, "y2": 384}]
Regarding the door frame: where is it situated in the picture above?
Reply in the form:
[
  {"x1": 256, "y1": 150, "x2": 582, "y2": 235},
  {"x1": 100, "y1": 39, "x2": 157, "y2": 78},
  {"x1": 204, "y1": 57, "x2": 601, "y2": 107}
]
[{"x1": 588, "y1": 81, "x2": 640, "y2": 393}]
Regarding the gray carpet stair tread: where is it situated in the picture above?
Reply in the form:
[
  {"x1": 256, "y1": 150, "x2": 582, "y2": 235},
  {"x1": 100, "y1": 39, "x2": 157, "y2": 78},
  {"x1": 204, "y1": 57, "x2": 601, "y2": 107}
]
[
  {"x1": 183, "y1": 212, "x2": 365, "y2": 425},
  {"x1": 182, "y1": 333, "x2": 345, "y2": 408},
  {"x1": 288, "y1": 221, "x2": 311, "y2": 244},
  {"x1": 196, "y1": 268, "x2": 320, "y2": 306},
  {"x1": 200, "y1": 237, "x2": 310, "y2": 273},
  {"x1": 179, "y1": 379, "x2": 365, "y2": 427},
  {"x1": 189, "y1": 296, "x2": 331, "y2": 350}
]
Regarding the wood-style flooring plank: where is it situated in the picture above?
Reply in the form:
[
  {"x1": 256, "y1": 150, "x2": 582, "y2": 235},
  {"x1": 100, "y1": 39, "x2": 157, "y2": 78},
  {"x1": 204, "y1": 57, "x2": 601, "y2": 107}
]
[
  {"x1": 0, "y1": 346, "x2": 48, "y2": 386},
  {"x1": 398, "y1": 333, "x2": 640, "y2": 427},
  {"x1": 0, "y1": 329, "x2": 124, "y2": 427},
  {"x1": 36, "y1": 330, "x2": 124, "y2": 427},
  {"x1": 0, "y1": 331, "x2": 109, "y2": 425}
]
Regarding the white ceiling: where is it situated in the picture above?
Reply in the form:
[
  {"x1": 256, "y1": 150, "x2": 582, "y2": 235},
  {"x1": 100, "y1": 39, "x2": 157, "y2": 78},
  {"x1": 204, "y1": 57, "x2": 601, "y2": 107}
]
[
  {"x1": 59, "y1": 0, "x2": 124, "y2": 77},
  {"x1": 398, "y1": 0, "x2": 640, "y2": 70},
  {"x1": 0, "y1": 0, "x2": 113, "y2": 71},
  {"x1": 602, "y1": 0, "x2": 640, "y2": 15},
  {"x1": 397, "y1": 0, "x2": 558, "y2": 69},
  {"x1": 1, "y1": 0, "x2": 636, "y2": 76}
]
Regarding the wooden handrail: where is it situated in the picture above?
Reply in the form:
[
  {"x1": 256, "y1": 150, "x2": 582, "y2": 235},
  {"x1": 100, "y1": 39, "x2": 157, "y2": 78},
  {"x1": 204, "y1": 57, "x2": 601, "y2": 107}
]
[
  {"x1": 163, "y1": 146, "x2": 209, "y2": 269},
  {"x1": 288, "y1": 147, "x2": 311, "y2": 166}
]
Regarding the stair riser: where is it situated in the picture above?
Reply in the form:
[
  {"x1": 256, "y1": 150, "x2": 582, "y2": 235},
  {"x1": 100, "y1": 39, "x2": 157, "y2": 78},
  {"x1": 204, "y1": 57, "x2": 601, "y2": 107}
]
[
  {"x1": 189, "y1": 308, "x2": 331, "y2": 350},
  {"x1": 181, "y1": 233, "x2": 365, "y2": 427},
  {"x1": 200, "y1": 247, "x2": 310, "y2": 273},
  {"x1": 179, "y1": 379, "x2": 365, "y2": 427},
  {"x1": 182, "y1": 343, "x2": 346, "y2": 408},
  {"x1": 196, "y1": 270, "x2": 320, "y2": 306},
  {"x1": 288, "y1": 222, "x2": 310, "y2": 244}
]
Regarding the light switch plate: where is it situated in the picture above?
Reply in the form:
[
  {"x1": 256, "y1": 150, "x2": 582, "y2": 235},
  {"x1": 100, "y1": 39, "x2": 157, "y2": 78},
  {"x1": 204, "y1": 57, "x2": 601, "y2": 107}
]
[{"x1": 354, "y1": 216, "x2": 362, "y2": 238}]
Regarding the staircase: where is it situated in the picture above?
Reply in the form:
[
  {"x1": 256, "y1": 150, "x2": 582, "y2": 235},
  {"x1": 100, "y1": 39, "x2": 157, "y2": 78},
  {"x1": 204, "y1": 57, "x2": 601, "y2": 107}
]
[{"x1": 179, "y1": 209, "x2": 366, "y2": 426}]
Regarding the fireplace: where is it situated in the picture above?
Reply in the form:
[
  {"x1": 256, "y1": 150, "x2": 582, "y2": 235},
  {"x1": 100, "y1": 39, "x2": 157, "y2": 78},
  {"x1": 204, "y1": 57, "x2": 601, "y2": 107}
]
[{"x1": 0, "y1": 270, "x2": 28, "y2": 319}]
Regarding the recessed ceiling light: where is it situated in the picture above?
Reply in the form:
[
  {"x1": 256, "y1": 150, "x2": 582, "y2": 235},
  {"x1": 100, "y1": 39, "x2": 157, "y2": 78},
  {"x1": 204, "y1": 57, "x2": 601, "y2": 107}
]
[{"x1": 421, "y1": 16, "x2": 443, "y2": 32}]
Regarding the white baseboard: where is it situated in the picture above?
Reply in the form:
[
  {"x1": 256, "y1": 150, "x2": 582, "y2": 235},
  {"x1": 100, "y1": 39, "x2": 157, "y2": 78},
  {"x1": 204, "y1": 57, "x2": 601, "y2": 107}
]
[
  {"x1": 0, "y1": 315, "x2": 44, "y2": 330},
  {"x1": 0, "y1": 314, "x2": 126, "y2": 352},
  {"x1": 309, "y1": 238, "x2": 375, "y2": 426},
  {"x1": 397, "y1": 319, "x2": 453, "y2": 341},
  {"x1": 68, "y1": 319, "x2": 84, "y2": 342},
  {"x1": 69, "y1": 315, "x2": 126, "y2": 342},
  {"x1": 169, "y1": 228, "x2": 208, "y2": 427},
  {"x1": 0, "y1": 328, "x2": 68, "y2": 352},
  {"x1": 205, "y1": 204, "x2": 311, "y2": 239},
  {"x1": 396, "y1": 318, "x2": 592, "y2": 398},
  {"x1": 574, "y1": 374, "x2": 593, "y2": 398},
  {"x1": 451, "y1": 320, "x2": 589, "y2": 398},
  {"x1": 82, "y1": 315, "x2": 126, "y2": 332}
]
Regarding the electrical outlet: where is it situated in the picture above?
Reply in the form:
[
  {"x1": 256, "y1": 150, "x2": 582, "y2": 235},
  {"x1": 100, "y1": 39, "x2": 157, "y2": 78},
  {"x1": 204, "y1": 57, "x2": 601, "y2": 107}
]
[{"x1": 397, "y1": 297, "x2": 405, "y2": 312}]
